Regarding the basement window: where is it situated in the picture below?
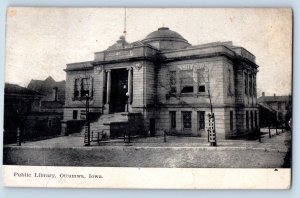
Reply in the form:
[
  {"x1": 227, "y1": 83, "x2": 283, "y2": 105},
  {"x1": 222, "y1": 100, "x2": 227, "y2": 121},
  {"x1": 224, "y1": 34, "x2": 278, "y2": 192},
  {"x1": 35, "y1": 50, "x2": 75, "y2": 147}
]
[
  {"x1": 198, "y1": 85, "x2": 205, "y2": 92},
  {"x1": 181, "y1": 86, "x2": 194, "y2": 93}
]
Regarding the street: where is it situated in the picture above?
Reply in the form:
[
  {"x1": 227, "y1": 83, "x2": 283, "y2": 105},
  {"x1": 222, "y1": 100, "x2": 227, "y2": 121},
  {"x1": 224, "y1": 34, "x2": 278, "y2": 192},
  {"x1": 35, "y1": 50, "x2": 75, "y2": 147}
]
[{"x1": 3, "y1": 129, "x2": 291, "y2": 168}]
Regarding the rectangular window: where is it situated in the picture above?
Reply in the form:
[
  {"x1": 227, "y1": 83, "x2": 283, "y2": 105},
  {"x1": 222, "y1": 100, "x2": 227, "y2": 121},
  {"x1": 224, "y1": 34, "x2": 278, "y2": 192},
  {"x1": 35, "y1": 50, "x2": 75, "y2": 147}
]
[
  {"x1": 90, "y1": 77, "x2": 94, "y2": 97},
  {"x1": 228, "y1": 69, "x2": 232, "y2": 95},
  {"x1": 249, "y1": 75, "x2": 253, "y2": 96},
  {"x1": 170, "y1": 111, "x2": 176, "y2": 129},
  {"x1": 246, "y1": 111, "x2": 249, "y2": 129},
  {"x1": 197, "y1": 69, "x2": 206, "y2": 93},
  {"x1": 180, "y1": 70, "x2": 193, "y2": 93},
  {"x1": 230, "y1": 111, "x2": 233, "y2": 130},
  {"x1": 182, "y1": 111, "x2": 192, "y2": 130},
  {"x1": 80, "y1": 110, "x2": 86, "y2": 120},
  {"x1": 198, "y1": 111, "x2": 205, "y2": 130},
  {"x1": 253, "y1": 75, "x2": 257, "y2": 97},
  {"x1": 75, "y1": 77, "x2": 93, "y2": 99},
  {"x1": 169, "y1": 71, "x2": 177, "y2": 93},
  {"x1": 81, "y1": 78, "x2": 89, "y2": 97},
  {"x1": 244, "y1": 72, "x2": 248, "y2": 96},
  {"x1": 74, "y1": 79, "x2": 80, "y2": 98},
  {"x1": 251, "y1": 111, "x2": 253, "y2": 129},
  {"x1": 73, "y1": 110, "x2": 78, "y2": 120}
]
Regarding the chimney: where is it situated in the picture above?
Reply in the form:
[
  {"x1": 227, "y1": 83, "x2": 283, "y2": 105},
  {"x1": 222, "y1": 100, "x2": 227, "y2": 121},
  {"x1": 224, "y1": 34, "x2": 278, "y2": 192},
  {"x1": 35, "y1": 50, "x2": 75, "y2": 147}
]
[
  {"x1": 262, "y1": 92, "x2": 265, "y2": 97},
  {"x1": 53, "y1": 87, "x2": 58, "y2": 101}
]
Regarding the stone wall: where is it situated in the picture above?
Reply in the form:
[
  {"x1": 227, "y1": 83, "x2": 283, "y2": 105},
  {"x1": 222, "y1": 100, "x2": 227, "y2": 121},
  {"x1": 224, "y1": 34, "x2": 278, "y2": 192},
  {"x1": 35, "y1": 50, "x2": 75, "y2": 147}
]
[{"x1": 155, "y1": 107, "x2": 228, "y2": 139}]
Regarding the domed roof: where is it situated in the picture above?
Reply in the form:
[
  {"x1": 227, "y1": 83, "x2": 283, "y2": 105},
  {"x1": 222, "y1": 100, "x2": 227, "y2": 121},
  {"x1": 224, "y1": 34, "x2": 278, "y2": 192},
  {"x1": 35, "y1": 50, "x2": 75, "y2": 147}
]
[{"x1": 143, "y1": 27, "x2": 189, "y2": 43}]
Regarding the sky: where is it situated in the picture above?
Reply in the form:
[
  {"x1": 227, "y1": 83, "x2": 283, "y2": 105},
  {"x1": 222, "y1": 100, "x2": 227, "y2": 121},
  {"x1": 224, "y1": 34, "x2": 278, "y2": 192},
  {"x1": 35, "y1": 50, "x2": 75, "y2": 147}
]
[{"x1": 4, "y1": 8, "x2": 292, "y2": 96}]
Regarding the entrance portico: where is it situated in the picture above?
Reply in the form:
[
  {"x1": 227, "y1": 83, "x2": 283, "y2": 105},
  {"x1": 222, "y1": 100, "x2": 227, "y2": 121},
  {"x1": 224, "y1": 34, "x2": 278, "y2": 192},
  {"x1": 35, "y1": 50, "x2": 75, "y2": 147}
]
[{"x1": 104, "y1": 67, "x2": 133, "y2": 114}]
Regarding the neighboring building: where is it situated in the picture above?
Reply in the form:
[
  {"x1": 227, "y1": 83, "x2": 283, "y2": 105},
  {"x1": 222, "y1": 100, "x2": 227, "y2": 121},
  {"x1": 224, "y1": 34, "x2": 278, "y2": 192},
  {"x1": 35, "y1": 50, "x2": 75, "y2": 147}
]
[
  {"x1": 258, "y1": 102, "x2": 277, "y2": 128},
  {"x1": 28, "y1": 76, "x2": 65, "y2": 113},
  {"x1": 4, "y1": 83, "x2": 43, "y2": 143},
  {"x1": 28, "y1": 76, "x2": 65, "y2": 103},
  {"x1": 4, "y1": 77, "x2": 65, "y2": 144},
  {"x1": 63, "y1": 27, "x2": 259, "y2": 139},
  {"x1": 258, "y1": 92, "x2": 292, "y2": 126}
]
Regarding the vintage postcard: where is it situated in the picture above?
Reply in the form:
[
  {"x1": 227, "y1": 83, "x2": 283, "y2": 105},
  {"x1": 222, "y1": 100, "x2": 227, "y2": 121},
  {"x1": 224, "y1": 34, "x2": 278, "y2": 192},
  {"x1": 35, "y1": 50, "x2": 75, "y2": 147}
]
[{"x1": 3, "y1": 7, "x2": 292, "y2": 189}]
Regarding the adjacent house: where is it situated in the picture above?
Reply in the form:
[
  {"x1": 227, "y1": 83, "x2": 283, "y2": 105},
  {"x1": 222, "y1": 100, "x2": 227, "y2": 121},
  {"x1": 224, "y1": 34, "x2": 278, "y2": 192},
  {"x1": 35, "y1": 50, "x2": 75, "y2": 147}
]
[
  {"x1": 258, "y1": 92, "x2": 292, "y2": 127},
  {"x1": 4, "y1": 77, "x2": 66, "y2": 144}
]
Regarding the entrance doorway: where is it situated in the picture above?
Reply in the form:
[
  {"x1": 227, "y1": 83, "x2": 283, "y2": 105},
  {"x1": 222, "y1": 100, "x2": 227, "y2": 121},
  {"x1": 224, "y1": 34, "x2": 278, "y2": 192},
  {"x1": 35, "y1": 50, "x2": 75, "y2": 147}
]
[{"x1": 110, "y1": 69, "x2": 128, "y2": 113}]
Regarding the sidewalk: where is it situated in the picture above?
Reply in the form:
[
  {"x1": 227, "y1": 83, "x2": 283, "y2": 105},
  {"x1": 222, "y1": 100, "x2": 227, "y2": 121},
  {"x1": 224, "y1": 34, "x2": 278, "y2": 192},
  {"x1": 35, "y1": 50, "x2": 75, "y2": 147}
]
[
  {"x1": 4, "y1": 131, "x2": 291, "y2": 168},
  {"x1": 6, "y1": 130, "x2": 291, "y2": 152}
]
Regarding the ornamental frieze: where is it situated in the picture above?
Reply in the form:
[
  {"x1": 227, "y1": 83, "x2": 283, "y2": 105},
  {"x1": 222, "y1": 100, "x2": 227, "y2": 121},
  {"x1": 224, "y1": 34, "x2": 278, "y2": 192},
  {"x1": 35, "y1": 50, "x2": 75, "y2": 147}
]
[
  {"x1": 175, "y1": 63, "x2": 209, "y2": 71},
  {"x1": 105, "y1": 50, "x2": 133, "y2": 57}
]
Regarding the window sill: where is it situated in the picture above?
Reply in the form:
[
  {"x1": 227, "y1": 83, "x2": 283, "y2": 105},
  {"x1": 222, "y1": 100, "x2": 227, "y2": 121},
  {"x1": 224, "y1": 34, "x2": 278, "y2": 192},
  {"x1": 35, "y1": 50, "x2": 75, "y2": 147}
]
[
  {"x1": 72, "y1": 97, "x2": 94, "y2": 101},
  {"x1": 167, "y1": 93, "x2": 209, "y2": 99}
]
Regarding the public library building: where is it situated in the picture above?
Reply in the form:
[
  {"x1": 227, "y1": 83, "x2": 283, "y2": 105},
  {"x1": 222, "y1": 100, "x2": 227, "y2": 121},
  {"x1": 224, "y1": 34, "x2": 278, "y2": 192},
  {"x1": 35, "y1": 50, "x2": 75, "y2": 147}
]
[{"x1": 62, "y1": 27, "x2": 259, "y2": 139}]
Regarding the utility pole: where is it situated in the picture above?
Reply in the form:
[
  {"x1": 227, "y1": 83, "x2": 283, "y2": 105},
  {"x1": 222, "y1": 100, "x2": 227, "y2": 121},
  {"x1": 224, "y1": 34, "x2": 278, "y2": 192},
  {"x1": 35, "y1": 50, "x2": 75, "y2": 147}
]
[
  {"x1": 207, "y1": 69, "x2": 217, "y2": 147},
  {"x1": 84, "y1": 93, "x2": 90, "y2": 146}
]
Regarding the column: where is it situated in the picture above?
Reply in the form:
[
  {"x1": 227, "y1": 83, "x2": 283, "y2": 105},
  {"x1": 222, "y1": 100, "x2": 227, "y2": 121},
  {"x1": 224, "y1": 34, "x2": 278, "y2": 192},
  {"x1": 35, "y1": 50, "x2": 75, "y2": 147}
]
[
  {"x1": 193, "y1": 67, "x2": 198, "y2": 97},
  {"x1": 176, "y1": 69, "x2": 180, "y2": 98},
  {"x1": 106, "y1": 70, "x2": 111, "y2": 104},
  {"x1": 128, "y1": 67, "x2": 133, "y2": 104},
  {"x1": 251, "y1": 74, "x2": 254, "y2": 105}
]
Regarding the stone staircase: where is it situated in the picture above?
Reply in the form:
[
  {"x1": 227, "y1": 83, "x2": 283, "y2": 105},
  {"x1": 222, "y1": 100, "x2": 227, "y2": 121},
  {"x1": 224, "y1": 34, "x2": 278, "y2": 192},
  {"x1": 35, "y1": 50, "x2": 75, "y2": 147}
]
[{"x1": 72, "y1": 112, "x2": 141, "y2": 138}]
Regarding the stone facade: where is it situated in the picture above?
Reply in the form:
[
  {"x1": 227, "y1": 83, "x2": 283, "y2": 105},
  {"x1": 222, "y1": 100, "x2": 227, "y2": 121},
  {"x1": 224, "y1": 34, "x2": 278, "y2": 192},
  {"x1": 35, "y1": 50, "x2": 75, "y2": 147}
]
[{"x1": 63, "y1": 27, "x2": 259, "y2": 139}]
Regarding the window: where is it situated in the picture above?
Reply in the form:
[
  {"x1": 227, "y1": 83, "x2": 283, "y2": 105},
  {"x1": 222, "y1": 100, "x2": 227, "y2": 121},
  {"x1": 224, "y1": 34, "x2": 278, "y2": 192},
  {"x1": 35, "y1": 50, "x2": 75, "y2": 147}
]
[
  {"x1": 250, "y1": 111, "x2": 253, "y2": 129},
  {"x1": 228, "y1": 69, "x2": 233, "y2": 95},
  {"x1": 198, "y1": 85, "x2": 205, "y2": 92},
  {"x1": 180, "y1": 70, "x2": 193, "y2": 93},
  {"x1": 169, "y1": 71, "x2": 177, "y2": 93},
  {"x1": 81, "y1": 78, "x2": 89, "y2": 97},
  {"x1": 182, "y1": 111, "x2": 192, "y2": 130},
  {"x1": 244, "y1": 72, "x2": 248, "y2": 96},
  {"x1": 249, "y1": 75, "x2": 253, "y2": 96},
  {"x1": 246, "y1": 111, "x2": 249, "y2": 129},
  {"x1": 197, "y1": 69, "x2": 206, "y2": 93},
  {"x1": 73, "y1": 110, "x2": 78, "y2": 120},
  {"x1": 278, "y1": 102, "x2": 283, "y2": 111},
  {"x1": 230, "y1": 111, "x2": 233, "y2": 130},
  {"x1": 74, "y1": 79, "x2": 80, "y2": 97},
  {"x1": 198, "y1": 111, "x2": 205, "y2": 130},
  {"x1": 80, "y1": 110, "x2": 86, "y2": 120},
  {"x1": 253, "y1": 75, "x2": 257, "y2": 97},
  {"x1": 170, "y1": 111, "x2": 176, "y2": 129},
  {"x1": 74, "y1": 77, "x2": 94, "y2": 99}
]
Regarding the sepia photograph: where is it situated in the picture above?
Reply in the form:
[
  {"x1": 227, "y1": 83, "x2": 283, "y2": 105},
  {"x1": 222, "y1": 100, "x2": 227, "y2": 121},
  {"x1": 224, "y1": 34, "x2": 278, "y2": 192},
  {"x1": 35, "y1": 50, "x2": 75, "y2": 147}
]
[{"x1": 2, "y1": 7, "x2": 292, "y2": 189}]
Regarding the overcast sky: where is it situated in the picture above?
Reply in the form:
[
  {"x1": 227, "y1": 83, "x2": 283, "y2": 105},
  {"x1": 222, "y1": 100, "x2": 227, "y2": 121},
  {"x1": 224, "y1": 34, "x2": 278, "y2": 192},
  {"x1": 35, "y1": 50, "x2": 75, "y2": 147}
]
[{"x1": 5, "y1": 8, "x2": 292, "y2": 96}]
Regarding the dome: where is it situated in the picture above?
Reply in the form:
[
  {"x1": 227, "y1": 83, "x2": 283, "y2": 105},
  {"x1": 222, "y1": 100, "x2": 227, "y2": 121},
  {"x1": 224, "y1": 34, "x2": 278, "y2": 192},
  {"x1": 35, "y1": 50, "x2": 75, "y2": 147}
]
[
  {"x1": 143, "y1": 27, "x2": 189, "y2": 43},
  {"x1": 142, "y1": 27, "x2": 190, "y2": 51}
]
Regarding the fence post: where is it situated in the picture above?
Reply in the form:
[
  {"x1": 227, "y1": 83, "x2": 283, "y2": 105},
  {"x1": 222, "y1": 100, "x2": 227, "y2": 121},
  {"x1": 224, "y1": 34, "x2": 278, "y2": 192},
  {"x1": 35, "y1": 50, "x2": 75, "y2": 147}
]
[
  {"x1": 258, "y1": 128, "x2": 261, "y2": 143},
  {"x1": 164, "y1": 130, "x2": 167, "y2": 143},
  {"x1": 275, "y1": 121, "x2": 278, "y2": 135},
  {"x1": 128, "y1": 131, "x2": 131, "y2": 143},
  {"x1": 269, "y1": 124, "x2": 271, "y2": 138},
  {"x1": 124, "y1": 130, "x2": 126, "y2": 142},
  {"x1": 17, "y1": 127, "x2": 21, "y2": 146}
]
